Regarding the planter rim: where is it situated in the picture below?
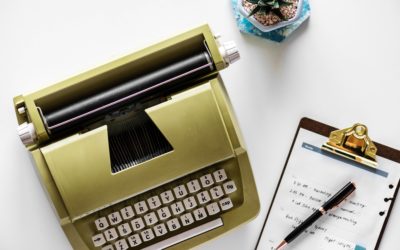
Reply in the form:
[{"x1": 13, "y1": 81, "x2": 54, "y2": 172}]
[{"x1": 238, "y1": 0, "x2": 304, "y2": 32}]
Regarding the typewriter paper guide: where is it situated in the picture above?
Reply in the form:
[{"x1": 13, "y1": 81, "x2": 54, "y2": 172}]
[
  {"x1": 257, "y1": 129, "x2": 400, "y2": 250},
  {"x1": 41, "y1": 83, "x2": 234, "y2": 220}
]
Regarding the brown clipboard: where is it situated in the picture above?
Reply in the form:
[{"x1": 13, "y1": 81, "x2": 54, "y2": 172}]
[{"x1": 255, "y1": 117, "x2": 400, "y2": 249}]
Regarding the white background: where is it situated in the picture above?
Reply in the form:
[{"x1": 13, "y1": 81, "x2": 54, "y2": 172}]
[{"x1": 1, "y1": 0, "x2": 399, "y2": 249}]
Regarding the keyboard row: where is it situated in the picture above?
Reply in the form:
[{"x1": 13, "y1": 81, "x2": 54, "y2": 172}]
[
  {"x1": 91, "y1": 169, "x2": 237, "y2": 249},
  {"x1": 94, "y1": 169, "x2": 231, "y2": 231},
  {"x1": 92, "y1": 198, "x2": 233, "y2": 249}
]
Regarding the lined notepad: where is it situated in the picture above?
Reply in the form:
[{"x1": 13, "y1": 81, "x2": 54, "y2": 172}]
[{"x1": 257, "y1": 128, "x2": 400, "y2": 250}]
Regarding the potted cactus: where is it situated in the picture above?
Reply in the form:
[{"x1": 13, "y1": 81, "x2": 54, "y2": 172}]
[{"x1": 238, "y1": 0, "x2": 304, "y2": 32}]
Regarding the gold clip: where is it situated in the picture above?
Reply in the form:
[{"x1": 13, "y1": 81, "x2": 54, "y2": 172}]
[{"x1": 321, "y1": 123, "x2": 378, "y2": 168}]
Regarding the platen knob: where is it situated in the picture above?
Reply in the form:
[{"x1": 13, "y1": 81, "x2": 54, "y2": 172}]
[
  {"x1": 219, "y1": 41, "x2": 240, "y2": 65},
  {"x1": 17, "y1": 122, "x2": 37, "y2": 145}
]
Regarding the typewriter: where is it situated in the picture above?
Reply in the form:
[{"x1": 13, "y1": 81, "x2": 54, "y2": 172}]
[{"x1": 14, "y1": 25, "x2": 259, "y2": 250}]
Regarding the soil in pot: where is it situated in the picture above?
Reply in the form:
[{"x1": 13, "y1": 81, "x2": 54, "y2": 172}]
[{"x1": 242, "y1": 0, "x2": 299, "y2": 26}]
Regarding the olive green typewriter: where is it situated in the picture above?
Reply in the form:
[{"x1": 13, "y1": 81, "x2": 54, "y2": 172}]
[{"x1": 13, "y1": 24, "x2": 259, "y2": 250}]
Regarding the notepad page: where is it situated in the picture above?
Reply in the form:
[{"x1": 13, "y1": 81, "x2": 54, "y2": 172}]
[{"x1": 257, "y1": 129, "x2": 400, "y2": 250}]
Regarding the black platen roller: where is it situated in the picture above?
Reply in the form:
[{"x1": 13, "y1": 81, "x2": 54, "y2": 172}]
[{"x1": 43, "y1": 51, "x2": 213, "y2": 135}]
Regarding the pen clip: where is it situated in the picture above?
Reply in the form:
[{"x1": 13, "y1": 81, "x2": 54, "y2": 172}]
[
  {"x1": 330, "y1": 196, "x2": 352, "y2": 212},
  {"x1": 334, "y1": 189, "x2": 355, "y2": 209},
  {"x1": 323, "y1": 182, "x2": 356, "y2": 211}
]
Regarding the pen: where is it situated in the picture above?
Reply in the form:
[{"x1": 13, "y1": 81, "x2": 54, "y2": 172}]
[{"x1": 276, "y1": 181, "x2": 356, "y2": 250}]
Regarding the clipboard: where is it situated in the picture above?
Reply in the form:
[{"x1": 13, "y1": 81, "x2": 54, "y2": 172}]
[{"x1": 256, "y1": 117, "x2": 400, "y2": 250}]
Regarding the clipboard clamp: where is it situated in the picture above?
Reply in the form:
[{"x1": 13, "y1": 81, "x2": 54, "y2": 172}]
[{"x1": 322, "y1": 123, "x2": 378, "y2": 168}]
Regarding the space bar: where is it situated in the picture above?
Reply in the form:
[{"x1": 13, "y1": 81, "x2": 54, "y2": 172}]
[{"x1": 142, "y1": 218, "x2": 223, "y2": 250}]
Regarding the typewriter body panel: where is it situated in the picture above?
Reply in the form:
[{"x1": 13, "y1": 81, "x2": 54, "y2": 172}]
[{"x1": 14, "y1": 25, "x2": 259, "y2": 250}]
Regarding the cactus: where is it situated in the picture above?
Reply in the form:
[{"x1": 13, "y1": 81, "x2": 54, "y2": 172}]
[{"x1": 246, "y1": 0, "x2": 293, "y2": 20}]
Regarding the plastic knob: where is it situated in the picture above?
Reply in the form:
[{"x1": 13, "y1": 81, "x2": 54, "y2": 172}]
[
  {"x1": 219, "y1": 41, "x2": 240, "y2": 65},
  {"x1": 17, "y1": 122, "x2": 37, "y2": 145}
]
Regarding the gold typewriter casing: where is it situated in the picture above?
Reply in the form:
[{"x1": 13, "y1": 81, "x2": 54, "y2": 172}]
[{"x1": 13, "y1": 25, "x2": 260, "y2": 249}]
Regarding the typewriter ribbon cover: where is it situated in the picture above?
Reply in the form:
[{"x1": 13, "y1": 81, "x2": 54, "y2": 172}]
[{"x1": 41, "y1": 83, "x2": 234, "y2": 219}]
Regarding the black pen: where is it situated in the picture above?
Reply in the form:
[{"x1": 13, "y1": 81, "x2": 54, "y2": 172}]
[{"x1": 276, "y1": 181, "x2": 356, "y2": 250}]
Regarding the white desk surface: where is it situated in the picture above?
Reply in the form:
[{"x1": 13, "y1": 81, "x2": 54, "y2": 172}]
[{"x1": 1, "y1": 0, "x2": 399, "y2": 249}]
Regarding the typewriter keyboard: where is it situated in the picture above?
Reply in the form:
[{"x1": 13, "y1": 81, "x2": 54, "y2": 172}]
[{"x1": 91, "y1": 168, "x2": 238, "y2": 249}]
